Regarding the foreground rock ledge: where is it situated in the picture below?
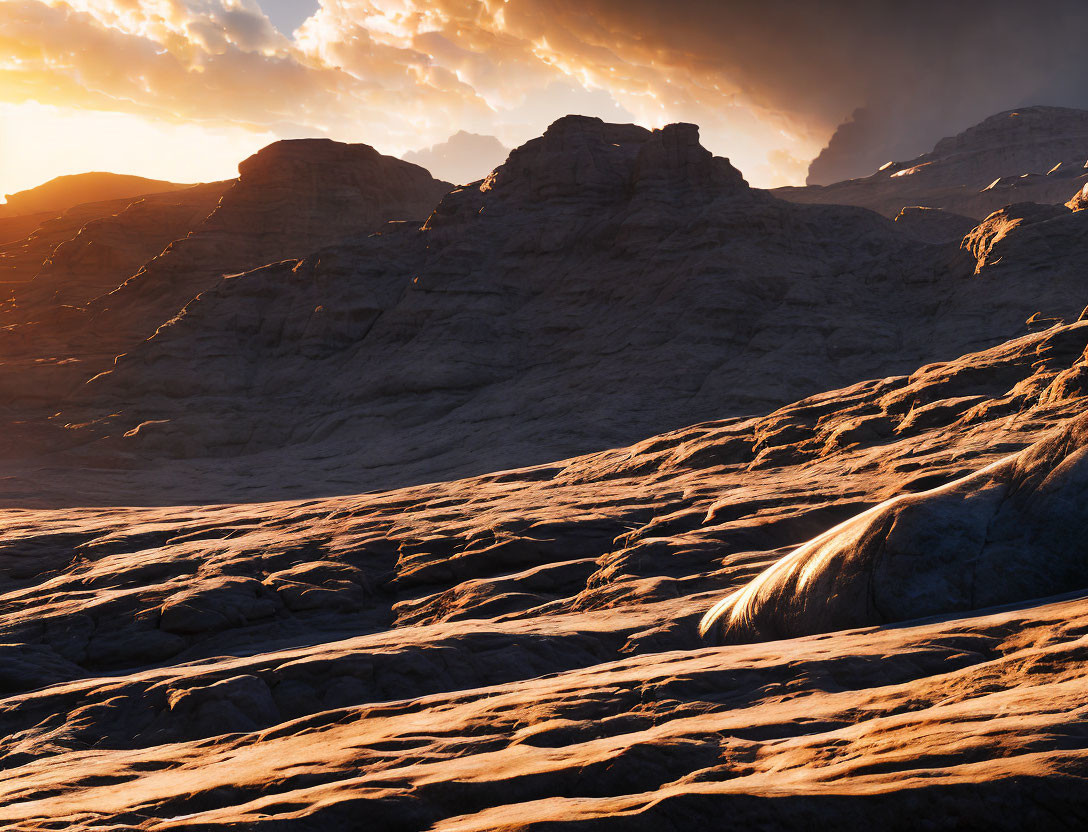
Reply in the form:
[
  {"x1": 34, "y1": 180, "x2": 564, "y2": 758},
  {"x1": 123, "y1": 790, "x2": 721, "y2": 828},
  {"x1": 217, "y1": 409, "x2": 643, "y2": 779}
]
[{"x1": 701, "y1": 410, "x2": 1088, "y2": 643}]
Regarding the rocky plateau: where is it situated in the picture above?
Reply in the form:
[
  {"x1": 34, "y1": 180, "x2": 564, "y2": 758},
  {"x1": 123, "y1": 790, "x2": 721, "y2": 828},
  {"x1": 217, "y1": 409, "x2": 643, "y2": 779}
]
[{"x1": 0, "y1": 106, "x2": 1086, "y2": 830}]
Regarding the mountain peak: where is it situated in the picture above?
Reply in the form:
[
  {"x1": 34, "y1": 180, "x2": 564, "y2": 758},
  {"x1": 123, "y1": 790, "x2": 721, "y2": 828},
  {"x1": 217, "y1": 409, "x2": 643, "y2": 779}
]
[
  {"x1": 479, "y1": 116, "x2": 746, "y2": 203},
  {"x1": 402, "y1": 131, "x2": 509, "y2": 186},
  {"x1": 214, "y1": 138, "x2": 450, "y2": 240},
  {"x1": 1, "y1": 172, "x2": 191, "y2": 218},
  {"x1": 236, "y1": 138, "x2": 382, "y2": 180}
]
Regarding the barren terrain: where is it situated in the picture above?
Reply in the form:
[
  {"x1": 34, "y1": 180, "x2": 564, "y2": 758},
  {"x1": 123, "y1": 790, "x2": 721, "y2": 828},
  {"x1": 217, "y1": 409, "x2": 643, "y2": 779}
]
[{"x1": 0, "y1": 109, "x2": 1086, "y2": 829}]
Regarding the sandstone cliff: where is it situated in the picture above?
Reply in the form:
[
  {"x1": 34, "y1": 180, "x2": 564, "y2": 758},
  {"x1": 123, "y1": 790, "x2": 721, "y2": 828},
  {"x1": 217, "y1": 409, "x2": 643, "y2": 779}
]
[{"x1": 56, "y1": 117, "x2": 1088, "y2": 498}]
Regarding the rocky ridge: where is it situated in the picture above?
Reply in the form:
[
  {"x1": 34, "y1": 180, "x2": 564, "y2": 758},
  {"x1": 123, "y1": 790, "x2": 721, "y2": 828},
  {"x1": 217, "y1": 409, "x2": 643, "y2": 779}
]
[
  {"x1": 0, "y1": 172, "x2": 190, "y2": 219},
  {"x1": 83, "y1": 139, "x2": 452, "y2": 364},
  {"x1": 48, "y1": 116, "x2": 1088, "y2": 500},
  {"x1": 0, "y1": 140, "x2": 451, "y2": 408},
  {"x1": 778, "y1": 106, "x2": 1088, "y2": 219},
  {"x1": 0, "y1": 110, "x2": 1087, "y2": 829}
]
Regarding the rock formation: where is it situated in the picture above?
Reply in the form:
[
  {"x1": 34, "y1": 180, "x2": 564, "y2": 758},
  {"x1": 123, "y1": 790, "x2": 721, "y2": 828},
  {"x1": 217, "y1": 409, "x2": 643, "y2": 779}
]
[
  {"x1": 702, "y1": 400, "x2": 1088, "y2": 643},
  {"x1": 2, "y1": 271, "x2": 1088, "y2": 827},
  {"x1": 2, "y1": 111, "x2": 1088, "y2": 830},
  {"x1": 1, "y1": 182, "x2": 228, "y2": 312},
  {"x1": 47, "y1": 117, "x2": 1088, "y2": 499},
  {"x1": 83, "y1": 139, "x2": 452, "y2": 357},
  {"x1": 0, "y1": 172, "x2": 190, "y2": 218},
  {"x1": 0, "y1": 139, "x2": 451, "y2": 407},
  {"x1": 778, "y1": 106, "x2": 1088, "y2": 219}
]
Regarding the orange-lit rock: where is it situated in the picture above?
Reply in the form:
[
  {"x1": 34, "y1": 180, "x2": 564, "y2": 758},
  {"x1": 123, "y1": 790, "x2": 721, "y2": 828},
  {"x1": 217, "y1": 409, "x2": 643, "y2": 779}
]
[{"x1": 1, "y1": 111, "x2": 1087, "y2": 831}]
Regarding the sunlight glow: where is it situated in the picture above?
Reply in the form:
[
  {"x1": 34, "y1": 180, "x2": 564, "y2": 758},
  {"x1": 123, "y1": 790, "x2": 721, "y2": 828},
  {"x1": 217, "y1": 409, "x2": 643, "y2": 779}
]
[{"x1": 0, "y1": 102, "x2": 277, "y2": 199}]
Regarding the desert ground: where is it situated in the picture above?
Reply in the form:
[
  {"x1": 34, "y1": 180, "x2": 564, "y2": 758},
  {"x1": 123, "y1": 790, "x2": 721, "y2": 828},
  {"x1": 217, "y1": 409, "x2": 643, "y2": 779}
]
[{"x1": 0, "y1": 106, "x2": 1086, "y2": 829}]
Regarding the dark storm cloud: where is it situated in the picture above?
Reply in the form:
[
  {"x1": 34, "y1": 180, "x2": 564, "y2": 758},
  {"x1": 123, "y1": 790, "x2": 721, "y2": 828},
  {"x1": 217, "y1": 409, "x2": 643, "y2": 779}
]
[{"x1": 529, "y1": 0, "x2": 1088, "y2": 180}]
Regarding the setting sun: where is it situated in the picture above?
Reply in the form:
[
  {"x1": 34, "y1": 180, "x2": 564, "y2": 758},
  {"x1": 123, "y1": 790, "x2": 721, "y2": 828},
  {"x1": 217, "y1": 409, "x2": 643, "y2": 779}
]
[{"x1": 0, "y1": 101, "x2": 275, "y2": 198}]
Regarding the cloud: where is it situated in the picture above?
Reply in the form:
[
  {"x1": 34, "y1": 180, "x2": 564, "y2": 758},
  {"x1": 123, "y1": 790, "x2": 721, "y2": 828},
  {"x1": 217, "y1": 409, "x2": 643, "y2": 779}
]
[{"x1": 5, "y1": 0, "x2": 1088, "y2": 188}]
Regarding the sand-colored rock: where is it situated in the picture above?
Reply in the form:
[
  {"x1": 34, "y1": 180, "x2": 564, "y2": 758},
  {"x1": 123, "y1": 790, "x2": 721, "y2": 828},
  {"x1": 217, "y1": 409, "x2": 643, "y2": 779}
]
[
  {"x1": 702, "y1": 402, "x2": 1088, "y2": 643},
  {"x1": 0, "y1": 172, "x2": 190, "y2": 218},
  {"x1": 0, "y1": 307, "x2": 1087, "y2": 828},
  {"x1": 83, "y1": 139, "x2": 452, "y2": 357},
  {"x1": 0, "y1": 111, "x2": 1087, "y2": 830}
]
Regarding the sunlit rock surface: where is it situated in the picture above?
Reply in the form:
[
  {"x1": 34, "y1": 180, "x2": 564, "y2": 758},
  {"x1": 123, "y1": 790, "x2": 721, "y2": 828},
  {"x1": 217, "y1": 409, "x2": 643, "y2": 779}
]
[
  {"x1": 702, "y1": 395, "x2": 1088, "y2": 643},
  {"x1": 0, "y1": 172, "x2": 190, "y2": 219},
  {"x1": 0, "y1": 112, "x2": 1087, "y2": 829},
  {"x1": 2, "y1": 312, "x2": 1088, "y2": 828}
]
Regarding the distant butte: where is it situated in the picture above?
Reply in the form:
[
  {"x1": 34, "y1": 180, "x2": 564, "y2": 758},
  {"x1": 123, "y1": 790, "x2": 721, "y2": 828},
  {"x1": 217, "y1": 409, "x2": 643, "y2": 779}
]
[{"x1": 0, "y1": 171, "x2": 191, "y2": 219}]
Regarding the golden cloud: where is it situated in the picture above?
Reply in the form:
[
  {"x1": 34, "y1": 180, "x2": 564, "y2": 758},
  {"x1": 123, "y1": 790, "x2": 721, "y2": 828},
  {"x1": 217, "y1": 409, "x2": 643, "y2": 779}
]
[
  {"x1": 0, "y1": 0, "x2": 829, "y2": 184},
  {"x1": 8, "y1": 0, "x2": 1084, "y2": 187}
]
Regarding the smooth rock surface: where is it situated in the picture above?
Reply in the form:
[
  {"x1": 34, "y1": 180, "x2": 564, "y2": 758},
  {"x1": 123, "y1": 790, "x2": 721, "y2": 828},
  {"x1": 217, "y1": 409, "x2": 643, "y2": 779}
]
[{"x1": 702, "y1": 404, "x2": 1088, "y2": 643}]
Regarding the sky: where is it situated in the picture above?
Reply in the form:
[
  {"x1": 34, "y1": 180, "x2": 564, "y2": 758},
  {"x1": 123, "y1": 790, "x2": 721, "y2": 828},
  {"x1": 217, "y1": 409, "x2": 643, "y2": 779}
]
[{"x1": 3, "y1": 0, "x2": 1088, "y2": 198}]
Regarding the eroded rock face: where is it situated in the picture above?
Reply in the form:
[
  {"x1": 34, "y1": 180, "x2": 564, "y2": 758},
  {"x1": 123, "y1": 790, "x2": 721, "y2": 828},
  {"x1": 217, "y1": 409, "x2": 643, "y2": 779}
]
[
  {"x1": 1067, "y1": 181, "x2": 1088, "y2": 211},
  {"x1": 0, "y1": 187, "x2": 219, "y2": 288},
  {"x1": 892, "y1": 205, "x2": 977, "y2": 243},
  {"x1": 701, "y1": 409, "x2": 1088, "y2": 644},
  {"x1": 86, "y1": 138, "x2": 452, "y2": 350},
  {"x1": 961, "y1": 199, "x2": 1087, "y2": 279},
  {"x1": 3, "y1": 182, "x2": 227, "y2": 316},
  {"x1": 49, "y1": 118, "x2": 1088, "y2": 494},
  {"x1": 61, "y1": 118, "x2": 946, "y2": 474},
  {"x1": 778, "y1": 106, "x2": 1088, "y2": 219},
  {"x1": 480, "y1": 117, "x2": 747, "y2": 203},
  {"x1": 0, "y1": 139, "x2": 452, "y2": 409}
]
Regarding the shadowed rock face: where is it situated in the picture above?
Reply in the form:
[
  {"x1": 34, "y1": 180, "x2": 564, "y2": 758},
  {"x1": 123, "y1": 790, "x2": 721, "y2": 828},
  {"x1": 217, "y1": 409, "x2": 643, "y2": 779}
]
[
  {"x1": 0, "y1": 185, "x2": 224, "y2": 287},
  {"x1": 57, "y1": 117, "x2": 927, "y2": 476},
  {"x1": 86, "y1": 138, "x2": 453, "y2": 351},
  {"x1": 0, "y1": 139, "x2": 452, "y2": 408},
  {"x1": 779, "y1": 106, "x2": 1088, "y2": 219},
  {"x1": 1, "y1": 183, "x2": 228, "y2": 313},
  {"x1": 478, "y1": 117, "x2": 747, "y2": 202},
  {"x1": 892, "y1": 206, "x2": 978, "y2": 243},
  {"x1": 960, "y1": 199, "x2": 1088, "y2": 292},
  {"x1": 701, "y1": 408, "x2": 1088, "y2": 644},
  {"x1": 42, "y1": 117, "x2": 1088, "y2": 501}
]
